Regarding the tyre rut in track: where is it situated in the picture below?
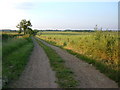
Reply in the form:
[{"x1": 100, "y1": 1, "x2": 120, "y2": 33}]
[
  {"x1": 10, "y1": 37, "x2": 57, "y2": 88},
  {"x1": 36, "y1": 38, "x2": 118, "y2": 88}
]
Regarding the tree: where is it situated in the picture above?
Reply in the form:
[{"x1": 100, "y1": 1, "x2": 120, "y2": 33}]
[
  {"x1": 94, "y1": 25, "x2": 98, "y2": 31},
  {"x1": 16, "y1": 19, "x2": 32, "y2": 35},
  {"x1": 27, "y1": 27, "x2": 33, "y2": 35}
]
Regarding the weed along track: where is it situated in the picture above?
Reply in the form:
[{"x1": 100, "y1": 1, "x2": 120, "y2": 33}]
[
  {"x1": 1, "y1": 2, "x2": 119, "y2": 89},
  {"x1": 7, "y1": 36, "x2": 118, "y2": 88},
  {"x1": 36, "y1": 37, "x2": 118, "y2": 88},
  {"x1": 2, "y1": 36, "x2": 34, "y2": 88},
  {"x1": 10, "y1": 37, "x2": 57, "y2": 88},
  {"x1": 36, "y1": 37, "x2": 78, "y2": 88}
]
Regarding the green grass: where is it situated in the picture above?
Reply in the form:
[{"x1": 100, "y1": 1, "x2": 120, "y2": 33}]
[
  {"x1": 36, "y1": 31, "x2": 119, "y2": 87},
  {"x1": 37, "y1": 31, "x2": 118, "y2": 69},
  {"x1": 37, "y1": 37, "x2": 119, "y2": 87},
  {"x1": 35, "y1": 38, "x2": 78, "y2": 88},
  {"x1": 2, "y1": 37, "x2": 34, "y2": 88},
  {"x1": 0, "y1": 40, "x2": 2, "y2": 89},
  {"x1": 66, "y1": 49, "x2": 119, "y2": 86},
  {"x1": 2, "y1": 38, "x2": 31, "y2": 57}
]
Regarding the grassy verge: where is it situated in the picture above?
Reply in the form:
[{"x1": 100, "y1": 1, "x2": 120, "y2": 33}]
[
  {"x1": 0, "y1": 40, "x2": 2, "y2": 89},
  {"x1": 35, "y1": 38, "x2": 78, "y2": 88},
  {"x1": 2, "y1": 37, "x2": 34, "y2": 88},
  {"x1": 38, "y1": 38, "x2": 119, "y2": 87},
  {"x1": 2, "y1": 38, "x2": 31, "y2": 57},
  {"x1": 66, "y1": 49, "x2": 119, "y2": 86}
]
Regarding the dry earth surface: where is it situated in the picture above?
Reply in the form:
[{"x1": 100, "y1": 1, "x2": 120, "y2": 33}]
[
  {"x1": 36, "y1": 38, "x2": 118, "y2": 88},
  {"x1": 9, "y1": 37, "x2": 57, "y2": 88}
]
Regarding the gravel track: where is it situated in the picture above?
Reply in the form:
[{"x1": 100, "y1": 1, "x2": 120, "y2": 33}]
[
  {"x1": 10, "y1": 37, "x2": 57, "y2": 88},
  {"x1": 37, "y1": 38, "x2": 118, "y2": 88}
]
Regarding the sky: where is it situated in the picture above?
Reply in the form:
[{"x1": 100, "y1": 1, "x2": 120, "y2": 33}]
[{"x1": 0, "y1": 0, "x2": 119, "y2": 30}]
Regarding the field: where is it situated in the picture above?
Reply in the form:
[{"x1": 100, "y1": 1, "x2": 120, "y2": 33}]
[
  {"x1": 36, "y1": 31, "x2": 119, "y2": 85},
  {"x1": 1, "y1": 30, "x2": 119, "y2": 88}
]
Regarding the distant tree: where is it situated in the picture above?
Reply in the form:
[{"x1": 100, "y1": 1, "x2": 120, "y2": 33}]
[
  {"x1": 16, "y1": 19, "x2": 32, "y2": 35},
  {"x1": 94, "y1": 25, "x2": 98, "y2": 31},
  {"x1": 32, "y1": 30, "x2": 39, "y2": 36}
]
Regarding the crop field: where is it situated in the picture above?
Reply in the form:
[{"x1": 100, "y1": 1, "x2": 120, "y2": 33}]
[
  {"x1": 36, "y1": 31, "x2": 119, "y2": 85},
  {"x1": 1, "y1": 30, "x2": 119, "y2": 88}
]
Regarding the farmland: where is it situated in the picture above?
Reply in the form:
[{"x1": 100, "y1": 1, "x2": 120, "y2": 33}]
[
  {"x1": 36, "y1": 31, "x2": 119, "y2": 85},
  {"x1": 1, "y1": 30, "x2": 119, "y2": 88}
]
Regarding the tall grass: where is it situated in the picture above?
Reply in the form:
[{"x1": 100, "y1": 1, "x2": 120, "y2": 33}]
[
  {"x1": 0, "y1": 37, "x2": 2, "y2": 89},
  {"x1": 2, "y1": 37, "x2": 34, "y2": 88},
  {"x1": 36, "y1": 31, "x2": 119, "y2": 86},
  {"x1": 3, "y1": 38, "x2": 30, "y2": 56},
  {"x1": 37, "y1": 31, "x2": 118, "y2": 69}
]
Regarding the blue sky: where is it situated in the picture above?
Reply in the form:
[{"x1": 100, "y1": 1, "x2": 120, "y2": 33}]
[{"x1": 0, "y1": 0, "x2": 118, "y2": 30}]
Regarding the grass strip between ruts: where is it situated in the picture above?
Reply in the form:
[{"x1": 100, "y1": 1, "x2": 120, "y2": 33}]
[
  {"x1": 37, "y1": 37, "x2": 119, "y2": 87},
  {"x1": 35, "y1": 38, "x2": 78, "y2": 88}
]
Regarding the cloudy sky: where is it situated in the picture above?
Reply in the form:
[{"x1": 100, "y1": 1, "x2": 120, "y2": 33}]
[{"x1": 0, "y1": 0, "x2": 119, "y2": 30}]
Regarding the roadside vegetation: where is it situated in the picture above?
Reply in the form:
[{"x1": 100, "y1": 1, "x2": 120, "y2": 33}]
[
  {"x1": 2, "y1": 33, "x2": 34, "y2": 88},
  {"x1": 36, "y1": 30, "x2": 119, "y2": 86},
  {"x1": 2, "y1": 19, "x2": 40, "y2": 88},
  {"x1": 35, "y1": 38, "x2": 78, "y2": 88},
  {"x1": 0, "y1": 34, "x2": 2, "y2": 89}
]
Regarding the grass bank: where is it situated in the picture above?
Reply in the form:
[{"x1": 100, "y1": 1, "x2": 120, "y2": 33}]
[
  {"x1": 35, "y1": 38, "x2": 78, "y2": 88},
  {"x1": 2, "y1": 37, "x2": 34, "y2": 88},
  {"x1": 66, "y1": 49, "x2": 119, "y2": 87},
  {"x1": 37, "y1": 37, "x2": 119, "y2": 87},
  {"x1": 3, "y1": 38, "x2": 30, "y2": 57}
]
